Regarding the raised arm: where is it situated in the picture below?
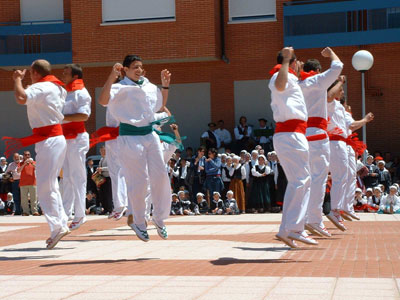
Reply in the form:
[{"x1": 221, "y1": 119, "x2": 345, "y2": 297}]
[
  {"x1": 275, "y1": 47, "x2": 294, "y2": 92},
  {"x1": 327, "y1": 75, "x2": 345, "y2": 102},
  {"x1": 170, "y1": 124, "x2": 182, "y2": 143},
  {"x1": 13, "y1": 69, "x2": 27, "y2": 105},
  {"x1": 98, "y1": 63, "x2": 122, "y2": 106},
  {"x1": 349, "y1": 112, "x2": 374, "y2": 132},
  {"x1": 160, "y1": 69, "x2": 171, "y2": 110}
]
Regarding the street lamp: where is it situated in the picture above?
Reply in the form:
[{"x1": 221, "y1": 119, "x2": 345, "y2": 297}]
[{"x1": 352, "y1": 50, "x2": 374, "y2": 161}]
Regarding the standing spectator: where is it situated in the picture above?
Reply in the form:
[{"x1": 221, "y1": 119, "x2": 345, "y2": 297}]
[
  {"x1": 6, "y1": 153, "x2": 21, "y2": 215},
  {"x1": 234, "y1": 116, "x2": 254, "y2": 152},
  {"x1": 274, "y1": 155, "x2": 288, "y2": 208},
  {"x1": 97, "y1": 146, "x2": 113, "y2": 214},
  {"x1": 267, "y1": 152, "x2": 277, "y2": 209},
  {"x1": 191, "y1": 147, "x2": 206, "y2": 200},
  {"x1": 377, "y1": 160, "x2": 391, "y2": 192},
  {"x1": 228, "y1": 156, "x2": 246, "y2": 213},
  {"x1": 214, "y1": 120, "x2": 232, "y2": 153},
  {"x1": 250, "y1": 155, "x2": 272, "y2": 213},
  {"x1": 201, "y1": 122, "x2": 220, "y2": 152},
  {"x1": 204, "y1": 148, "x2": 224, "y2": 205},
  {"x1": 174, "y1": 157, "x2": 190, "y2": 191},
  {"x1": 0, "y1": 157, "x2": 9, "y2": 201},
  {"x1": 246, "y1": 150, "x2": 259, "y2": 211},
  {"x1": 363, "y1": 155, "x2": 379, "y2": 188},
  {"x1": 221, "y1": 155, "x2": 232, "y2": 199},
  {"x1": 86, "y1": 158, "x2": 98, "y2": 199},
  {"x1": 17, "y1": 151, "x2": 38, "y2": 215}
]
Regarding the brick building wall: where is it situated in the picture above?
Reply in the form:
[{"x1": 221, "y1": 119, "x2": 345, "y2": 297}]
[{"x1": 0, "y1": 0, "x2": 399, "y2": 156}]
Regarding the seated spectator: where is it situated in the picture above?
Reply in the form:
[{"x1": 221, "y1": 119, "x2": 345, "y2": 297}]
[
  {"x1": 4, "y1": 193, "x2": 14, "y2": 215},
  {"x1": 214, "y1": 120, "x2": 232, "y2": 153},
  {"x1": 196, "y1": 192, "x2": 209, "y2": 214},
  {"x1": 378, "y1": 184, "x2": 387, "y2": 196},
  {"x1": 0, "y1": 198, "x2": 5, "y2": 215},
  {"x1": 377, "y1": 160, "x2": 391, "y2": 192},
  {"x1": 234, "y1": 116, "x2": 255, "y2": 152},
  {"x1": 254, "y1": 118, "x2": 273, "y2": 151},
  {"x1": 379, "y1": 185, "x2": 400, "y2": 214},
  {"x1": 178, "y1": 191, "x2": 194, "y2": 215},
  {"x1": 201, "y1": 122, "x2": 220, "y2": 152},
  {"x1": 170, "y1": 193, "x2": 182, "y2": 215},
  {"x1": 210, "y1": 191, "x2": 224, "y2": 215},
  {"x1": 85, "y1": 191, "x2": 97, "y2": 215},
  {"x1": 367, "y1": 187, "x2": 382, "y2": 212},
  {"x1": 353, "y1": 188, "x2": 369, "y2": 212},
  {"x1": 224, "y1": 190, "x2": 239, "y2": 215}
]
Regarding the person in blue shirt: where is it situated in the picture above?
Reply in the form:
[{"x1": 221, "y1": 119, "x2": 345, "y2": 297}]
[{"x1": 204, "y1": 148, "x2": 224, "y2": 205}]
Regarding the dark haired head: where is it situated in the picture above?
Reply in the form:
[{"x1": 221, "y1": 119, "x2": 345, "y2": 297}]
[
  {"x1": 277, "y1": 51, "x2": 296, "y2": 65},
  {"x1": 208, "y1": 148, "x2": 218, "y2": 156},
  {"x1": 339, "y1": 96, "x2": 346, "y2": 105},
  {"x1": 303, "y1": 59, "x2": 321, "y2": 72},
  {"x1": 123, "y1": 55, "x2": 142, "y2": 68},
  {"x1": 65, "y1": 64, "x2": 83, "y2": 79}
]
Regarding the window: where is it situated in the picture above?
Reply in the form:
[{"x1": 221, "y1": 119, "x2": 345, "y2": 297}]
[
  {"x1": 229, "y1": 0, "x2": 276, "y2": 23},
  {"x1": 102, "y1": 0, "x2": 175, "y2": 25},
  {"x1": 20, "y1": 0, "x2": 64, "y2": 24}
]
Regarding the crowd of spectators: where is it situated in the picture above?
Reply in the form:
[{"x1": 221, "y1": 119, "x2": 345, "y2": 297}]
[{"x1": 1, "y1": 116, "x2": 400, "y2": 217}]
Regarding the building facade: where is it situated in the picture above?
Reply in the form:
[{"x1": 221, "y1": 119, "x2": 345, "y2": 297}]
[{"x1": 0, "y1": 0, "x2": 399, "y2": 156}]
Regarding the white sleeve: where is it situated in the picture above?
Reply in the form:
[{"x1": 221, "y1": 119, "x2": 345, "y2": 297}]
[
  {"x1": 201, "y1": 132, "x2": 209, "y2": 138},
  {"x1": 225, "y1": 130, "x2": 232, "y2": 144},
  {"x1": 234, "y1": 127, "x2": 243, "y2": 140},
  {"x1": 76, "y1": 89, "x2": 91, "y2": 116},
  {"x1": 24, "y1": 85, "x2": 43, "y2": 106},
  {"x1": 242, "y1": 166, "x2": 247, "y2": 181},
  {"x1": 309, "y1": 60, "x2": 344, "y2": 90},
  {"x1": 154, "y1": 87, "x2": 163, "y2": 113},
  {"x1": 251, "y1": 167, "x2": 262, "y2": 177},
  {"x1": 154, "y1": 112, "x2": 168, "y2": 121}
]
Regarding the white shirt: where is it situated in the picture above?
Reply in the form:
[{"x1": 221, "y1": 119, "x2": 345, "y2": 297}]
[
  {"x1": 214, "y1": 128, "x2": 232, "y2": 144},
  {"x1": 107, "y1": 77, "x2": 162, "y2": 127},
  {"x1": 327, "y1": 100, "x2": 348, "y2": 138},
  {"x1": 24, "y1": 81, "x2": 66, "y2": 129},
  {"x1": 257, "y1": 126, "x2": 272, "y2": 144},
  {"x1": 251, "y1": 164, "x2": 271, "y2": 177},
  {"x1": 106, "y1": 108, "x2": 119, "y2": 127},
  {"x1": 62, "y1": 87, "x2": 91, "y2": 123},
  {"x1": 201, "y1": 131, "x2": 221, "y2": 148},
  {"x1": 380, "y1": 194, "x2": 400, "y2": 212},
  {"x1": 299, "y1": 60, "x2": 343, "y2": 136},
  {"x1": 268, "y1": 72, "x2": 307, "y2": 123},
  {"x1": 6, "y1": 162, "x2": 20, "y2": 180},
  {"x1": 344, "y1": 111, "x2": 355, "y2": 136},
  {"x1": 234, "y1": 125, "x2": 252, "y2": 140}
]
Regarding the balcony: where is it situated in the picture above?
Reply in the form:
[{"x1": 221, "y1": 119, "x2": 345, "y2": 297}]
[
  {"x1": 0, "y1": 20, "x2": 72, "y2": 67},
  {"x1": 283, "y1": 0, "x2": 400, "y2": 49}
]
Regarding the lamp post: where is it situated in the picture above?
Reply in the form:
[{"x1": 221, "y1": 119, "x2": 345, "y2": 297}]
[{"x1": 351, "y1": 50, "x2": 374, "y2": 161}]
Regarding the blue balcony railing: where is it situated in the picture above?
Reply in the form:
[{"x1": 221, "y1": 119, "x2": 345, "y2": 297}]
[
  {"x1": 283, "y1": 0, "x2": 400, "y2": 49},
  {"x1": 0, "y1": 20, "x2": 72, "y2": 67}
]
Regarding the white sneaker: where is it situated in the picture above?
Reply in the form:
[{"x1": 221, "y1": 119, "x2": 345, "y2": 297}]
[
  {"x1": 46, "y1": 227, "x2": 70, "y2": 249},
  {"x1": 305, "y1": 223, "x2": 331, "y2": 237},
  {"x1": 113, "y1": 207, "x2": 127, "y2": 221},
  {"x1": 340, "y1": 211, "x2": 353, "y2": 221},
  {"x1": 275, "y1": 234, "x2": 298, "y2": 249},
  {"x1": 108, "y1": 211, "x2": 116, "y2": 219},
  {"x1": 129, "y1": 223, "x2": 150, "y2": 242},
  {"x1": 152, "y1": 219, "x2": 168, "y2": 240},
  {"x1": 327, "y1": 211, "x2": 347, "y2": 231},
  {"x1": 288, "y1": 231, "x2": 318, "y2": 245},
  {"x1": 69, "y1": 217, "x2": 87, "y2": 231},
  {"x1": 342, "y1": 210, "x2": 360, "y2": 220}
]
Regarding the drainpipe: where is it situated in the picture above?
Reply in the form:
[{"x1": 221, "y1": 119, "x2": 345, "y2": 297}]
[{"x1": 220, "y1": 0, "x2": 230, "y2": 64}]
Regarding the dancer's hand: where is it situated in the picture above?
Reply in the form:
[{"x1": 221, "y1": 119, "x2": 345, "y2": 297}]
[
  {"x1": 321, "y1": 47, "x2": 333, "y2": 58},
  {"x1": 13, "y1": 69, "x2": 26, "y2": 81},
  {"x1": 338, "y1": 75, "x2": 346, "y2": 84},
  {"x1": 111, "y1": 63, "x2": 123, "y2": 79},
  {"x1": 281, "y1": 47, "x2": 294, "y2": 61},
  {"x1": 365, "y1": 112, "x2": 374, "y2": 122},
  {"x1": 161, "y1": 69, "x2": 171, "y2": 87}
]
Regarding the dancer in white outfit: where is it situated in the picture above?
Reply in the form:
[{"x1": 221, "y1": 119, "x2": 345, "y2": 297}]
[
  {"x1": 7, "y1": 60, "x2": 69, "y2": 249},
  {"x1": 99, "y1": 55, "x2": 172, "y2": 242},
  {"x1": 298, "y1": 47, "x2": 343, "y2": 237},
  {"x1": 268, "y1": 47, "x2": 317, "y2": 248},
  {"x1": 61, "y1": 64, "x2": 91, "y2": 230}
]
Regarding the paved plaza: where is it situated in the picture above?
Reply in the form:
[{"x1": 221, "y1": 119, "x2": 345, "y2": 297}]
[{"x1": 0, "y1": 213, "x2": 400, "y2": 299}]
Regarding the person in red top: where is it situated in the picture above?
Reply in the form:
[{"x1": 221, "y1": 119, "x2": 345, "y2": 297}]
[{"x1": 17, "y1": 150, "x2": 38, "y2": 216}]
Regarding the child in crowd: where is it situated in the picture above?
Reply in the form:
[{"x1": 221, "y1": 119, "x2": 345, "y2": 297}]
[
  {"x1": 196, "y1": 193, "x2": 209, "y2": 214},
  {"x1": 379, "y1": 185, "x2": 400, "y2": 214},
  {"x1": 170, "y1": 193, "x2": 182, "y2": 215},
  {"x1": 211, "y1": 191, "x2": 224, "y2": 215},
  {"x1": 225, "y1": 190, "x2": 239, "y2": 215},
  {"x1": 178, "y1": 190, "x2": 194, "y2": 215},
  {"x1": 353, "y1": 188, "x2": 368, "y2": 212}
]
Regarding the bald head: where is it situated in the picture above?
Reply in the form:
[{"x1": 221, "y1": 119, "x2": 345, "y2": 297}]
[{"x1": 31, "y1": 59, "x2": 51, "y2": 78}]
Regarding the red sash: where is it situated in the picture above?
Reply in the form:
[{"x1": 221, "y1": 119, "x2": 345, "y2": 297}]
[
  {"x1": 307, "y1": 133, "x2": 328, "y2": 142},
  {"x1": 65, "y1": 79, "x2": 85, "y2": 92},
  {"x1": 329, "y1": 134, "x2": 347, "y2": 142},
  {"x1": 89, "y1": 126, "x2": 119, "y2": 148},
  {"x1": 62, "y1": 122, "x2": 86, "y2": 140},
  {"x1": 346, "y1": 133, "x2": 367, "y2": 156},
  {"x1": 307, "y1": 117, "x2": 327, "y2": 131},
  {"x1": 269, "y1": 64, "x2": 297, "y2": 77},
  {"x1": 274, "y1": 119, "x2": 307, "y2": 135},
  {"x1": 2, "y1": 124, "x2": 63, "y2": 158}
]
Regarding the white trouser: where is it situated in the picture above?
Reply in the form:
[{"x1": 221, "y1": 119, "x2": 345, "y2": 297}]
[
  {"x1": 35, "y1": 135, "x2": 68, "y2": 235},
  {"x1": 118, "y1": 132, "x2": 171, "y2": 227},
  {"x1": 306, "y1": 137, "x2": 330, "y2": 225},
  {"x1": 345, "y1": 146, "x2": 356, "y2": 211},
  {"x1": 105, "y1": 139, "x2": 128, "y2": 210},
  {"x1": 273, "y1": 132, "x2": 311, "y2": 236},
  {"x1": 329, "y1": 140, "x2": 348, "y2": 210},
  {"x1": 62, "y1": 132, "x2": 89, "y2": 219},
  {"x1": 145, "y1": 187, "x2": 152, "y2": 222}
]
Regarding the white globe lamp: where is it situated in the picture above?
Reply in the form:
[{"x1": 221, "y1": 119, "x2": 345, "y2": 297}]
[{"x1": 352, "y1": 50, "x2": 374, "y2": 161}]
